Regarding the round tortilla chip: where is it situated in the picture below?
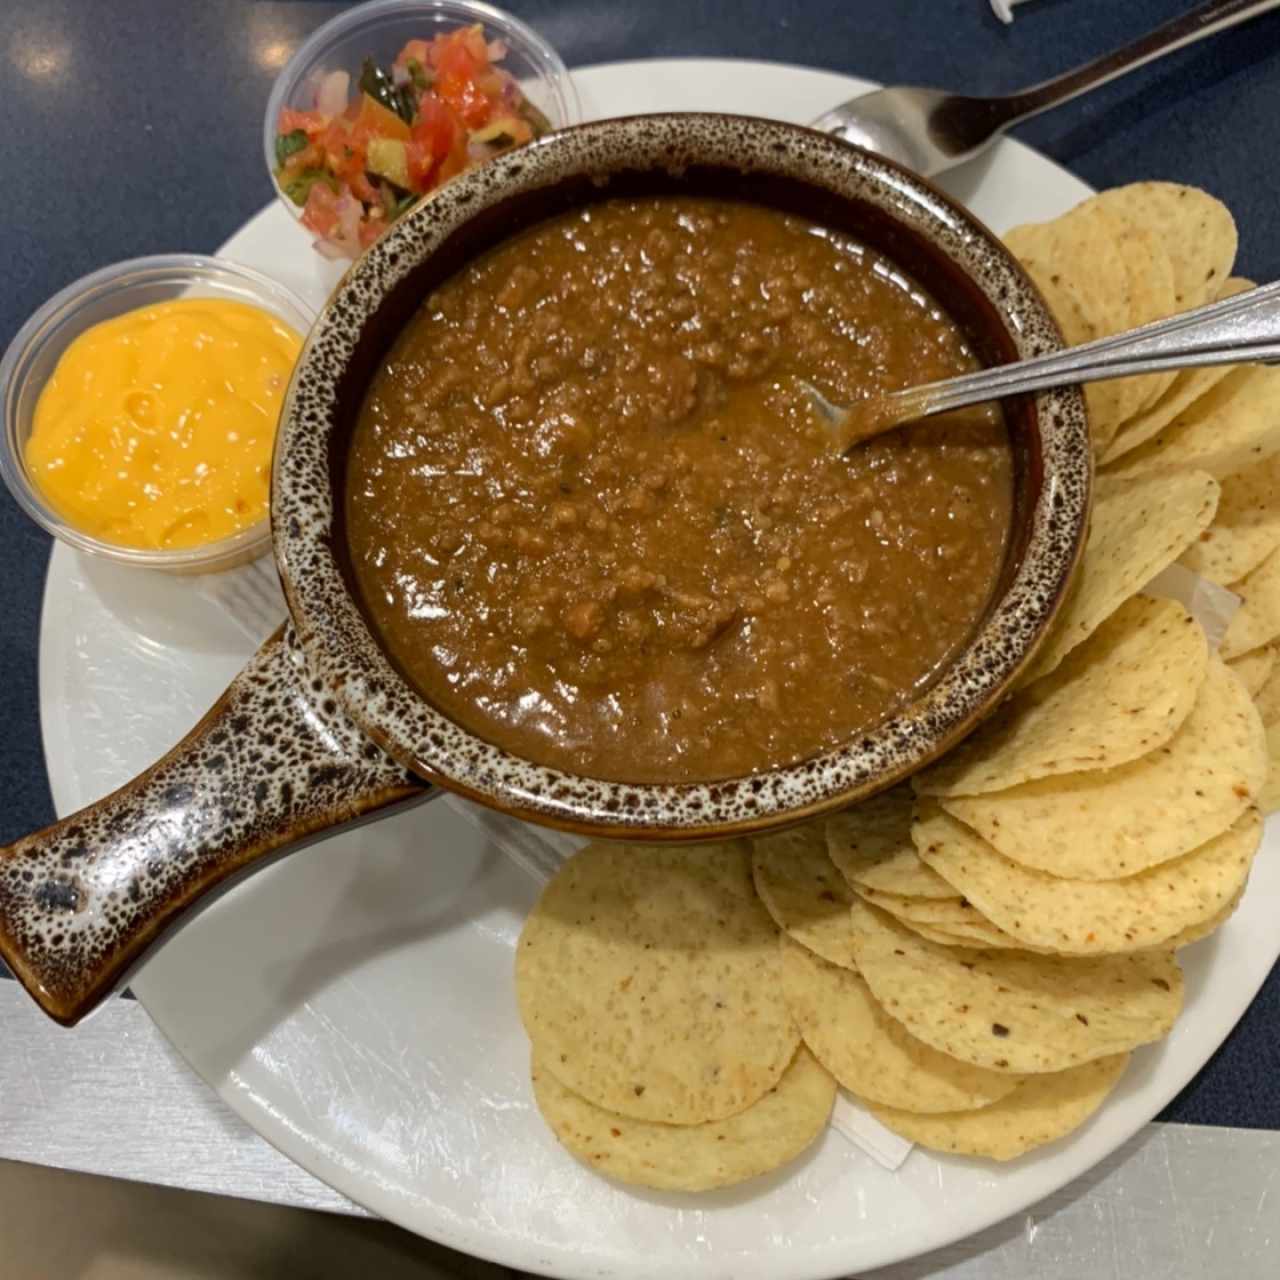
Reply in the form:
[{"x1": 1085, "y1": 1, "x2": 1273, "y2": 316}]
[
  {"x1": 914, "y1": 799, "x2": 1261, "y2": 954},
  {"x1": 1104, "y1": 212, "x2": 1180, "y2": 422},
  {"x1": 868, "y1": 1054, "x2": 1130, "y2": 1161},
  {"x1": 826, "y1": 787, "x2": 958, "y2": 900},
  {"x1": 851, "y1": 887, "x2": 986, "y2": 930},
  {"x1": 779, "y1": 937, "x2": 1023, "y2": 1113},
  {"x1": 1254, "y1": 649, "x2": 1280, "y2": 726},
  {"x1": 531, "y1": 1046, "x2": 835, "y2": 1192},
  {"x1": 1108, "y1": 365, "x2": 1280, "y2": 482},
  {"x1": 1229, "y1": 644, "x2": 1277, "y2": 697},
  {"x1": 516, "y1": 840, "x2": 798, "y2": 1124},
  {"x1": 1019, "y1": 470, "x2": 1219, "y2": 684},
  {"x1": 1172, "y1": 892, "x2": 1243, "y2": 949},
  {"x1": 917, "y1": 597, "x2": 1206, "y2": 797},
  {"x1": 1221, "y1": 546, "x2": 1280, "y2": 659},
  {"x1": 894, "y1": 918, "x2": 1034, "y2": 951},
  {"x1": 1101, "y1": 275, "x2": 1253, "y2": 465},
  {"x1": 944, "y1": 656, "x2": 1267, "y2": 879},
  {"x1": 1181, "y1": 452, "x2": 1280, "y2": 585},
  {"x1": 848, "y1": 899, "x2": 1183, "y2": 1074},
  {"x1": 1259, "y1": 723, "x2": 1280, "y2": 816},
  {"x1": 751, "y1": 824, "x2": 856, "y2": 969},
  {"x1": 1003, "y1": 244, "x2": 1126, "y2": 455},
  {"x1": 1099, "y1": 182, "x2": 1237, "y2": 312}
]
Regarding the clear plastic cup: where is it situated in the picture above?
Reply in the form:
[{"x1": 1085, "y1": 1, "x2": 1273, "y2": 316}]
[
  {"x1": 0, "y1": 255, "x2": 316, "y2": 575},
  {"x1": 263, "y1": 0, "x2": 581, "y2": 228}
]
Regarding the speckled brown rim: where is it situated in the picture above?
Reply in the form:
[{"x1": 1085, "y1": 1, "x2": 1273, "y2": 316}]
[{"x1": 272, "y1": 112, "x2": 1091, "y2": 839}]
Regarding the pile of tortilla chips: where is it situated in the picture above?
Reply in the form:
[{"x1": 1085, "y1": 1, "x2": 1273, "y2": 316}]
[{"x1": 514, "y1": 182, "x2": 1279, "y2": 1191}]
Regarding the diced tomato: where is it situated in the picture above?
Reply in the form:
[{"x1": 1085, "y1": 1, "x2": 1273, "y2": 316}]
[
  {"x1": 301, "y1": 183, "x2": 341, "y2": 237},
  {"x1": 458, "y1": 24, "x2": 490, "y2": 65},
  {"x1": 353, "y1": 92, "x2": 412, "y2": 142},
  {"x1": 412, "y1": 95, "x2": 459, "y2": 161},
  {"x1": 279, "y1": 141, "x2": 324, "y2": 180},
  {"x1": 279, "y1": 108, "x2": 325, "y2": 137},
  {"x1": 436, "y1": 71, "x2": 492, "y2": 129},
  {"x1": 394, "y1": 38, "x2": 432, "y2": 76}
]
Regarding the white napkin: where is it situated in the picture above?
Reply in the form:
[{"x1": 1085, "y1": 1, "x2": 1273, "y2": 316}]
[{"x1": 1144, "y1": 563, "x2": 1241, "y2": 651}]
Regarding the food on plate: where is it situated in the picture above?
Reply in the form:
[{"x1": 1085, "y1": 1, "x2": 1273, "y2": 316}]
[
  {"x1": 778, "y1": 937, "x2": 1024, "y2": 1112},
  {"x1": 532, "y1": 1046, "x2": 835, "y2": 1192},
  {"x1": 1004, "y1": 182, "x2": 1238, "y2": 455},
  {"x1": 1016, "y1": 469, "x2": 1219, "y2": 685},
  {"x1": 25, "y1": 299, "x2": 301, "y2": 550},
  {"x1": 515, "y1": 840, "x2": 799, "y2": 1124},
  {"x1": 751, "y1": 826, "x2": 858, "y2": 969},
  {"x1": 1228, "y1": 644, "x2": 1276, "y2": 697},
  {"x1": 1179, "y1": 451, "x2": 1280, "y2": 585},
  {"x1": 1220, "y1": 546, "x2": 1280, "y2": 659},
  {"x1": 1108, "y1": 365, "x2": 1280, "y2": 481},
  {"x1": 867, "y1": 1054, "x2": 1131, "y2": 1161},
  {"x1": 916, "y1": 596, "x2": 1207, "y2": 797},
  {"x1": 1100, "y1": 278, "x2": 1251, "y2": 464},
  {"x1": 941, "y1": 656, "x2": 1267, "y2": 879},
  {"x1": 347, "y1": 196, "x2": 1012, "y2": 783},
  {"x1": 846, "y1": 898, "x2": 1183, "y2": 1074},
  {"x1": 501, "y1": 179, "x2": 1280, "y2": 1182},
  {"x1": 914, "y1": 800, "x2": 1260, "y2": 954},
  {"x1": 273, "y1": 26, "x2": 551, "y2": 257},
  {"x1": 825, "y1": 787, "x2": 957, "y2": 900}
]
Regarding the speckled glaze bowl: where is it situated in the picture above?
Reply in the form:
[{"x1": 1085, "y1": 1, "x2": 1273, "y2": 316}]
[{"x1": 0, "y1": 114, "x2": 1090, "y2": 1025}]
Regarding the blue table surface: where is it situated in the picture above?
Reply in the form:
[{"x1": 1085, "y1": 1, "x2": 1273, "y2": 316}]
[{"x1": 1, "y1": 0, "x2": 1277, "y2": 1130}]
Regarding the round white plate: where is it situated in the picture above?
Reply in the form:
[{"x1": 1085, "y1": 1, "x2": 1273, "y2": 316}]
[{"x1": 38, "y1": 59, "x2": 1280, "y2": 1280}]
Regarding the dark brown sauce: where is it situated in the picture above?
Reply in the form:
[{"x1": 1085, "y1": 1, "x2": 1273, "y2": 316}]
[{"x1": 346, "y1": 196, "x2": 1013, "y2": 783}]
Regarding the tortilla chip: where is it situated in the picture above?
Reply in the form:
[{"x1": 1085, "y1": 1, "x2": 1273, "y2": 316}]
[
  {"x1": 1229, "y1": 644, "x2": 1276, "y2": 697},
  {"x1": 751, "y1": 823, "x2": 856, "y2": 969},
  {"x1": 1254, "y1": 649, "x2": 1280, "y2": 726},
  {"x1": 1221, "y1": 546, "x2": 1280, "y2": 659},
  {"x1": 825, "y1": 787, "x2": 958, "y2": 900},
  {"x1": 893, "y1": 917, "x2": 1034, "y2": 951},
  {"x1": 943, "y1": 656, "x2": 1266, "y2": 879},
  {"x1": 1260, "y1": 723, "x2": 1280, "y2": 815},
  {"x1": 1098, "y1": 182, "x2": 1237, "y2": 312},
  {"x1": 1172, "y1": 892, "x2": 1243, "y2": 949},
  {"x1": 1105, "y1": 212, "x2": 1180, "y2": 421},
  {"x1": 779, "y1": 937, "x2": 1022, "y2": 1113},
  {"x1": 1101, "y1": 277, "x2": 1254, "y2": 465},
  {"x1": 1020, "y1": 470, "x2": 1219, "y2": 684},
  {"x1": 1181, "y1": 452, "x2": 1280, "y2": 585},
  {"x1": 1108, "y1": 365, "x2": 1280, "y2": 482},
  {"x1": 868, "y1": 1054, "x2": 1129, "y2": 1161},
  {"x1": 917, "y1": 597, "x2": 1206, "y2": 797},
  {"x1": 531, "y1": 1046, "x2": 835, "y2": 1192},
  {"x1": 914, "y1": 799, "x2": 1260, "y2": 954},
  {"x1": 1004, "y1": 215, "x2": 1129, "y2": 450},
  {"x1": 848, "y1": 899, "x2": 1183, "y2": 1074},
  {"x1": 516, "y1": 841, "x2": 798, "y2": 1124}
]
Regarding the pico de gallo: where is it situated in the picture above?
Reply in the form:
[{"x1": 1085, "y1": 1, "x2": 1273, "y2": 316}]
[{"x1": 273, "y1": 26, "x2": 552, "y2": 259}]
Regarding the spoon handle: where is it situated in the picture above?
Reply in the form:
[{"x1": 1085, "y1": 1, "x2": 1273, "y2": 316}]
[
  {"x1": 991, "y1": 0, "x2": 1280, "y2": 130},
  {"x1": 861, "y1": 280, "x2": 1280, "y2": 441}
]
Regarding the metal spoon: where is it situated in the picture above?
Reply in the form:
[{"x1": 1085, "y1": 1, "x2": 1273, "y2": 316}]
[
  {"x1": 807, "y1": 279, "x2": 1280, "y2": 453},
  {"x1": 809, "y1": 0, "x2": 1280, "y2": 177}
]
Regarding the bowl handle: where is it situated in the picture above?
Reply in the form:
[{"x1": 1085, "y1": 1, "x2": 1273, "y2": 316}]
[{"x1": 0, "y1": 623, "x2": 433, "y2": 1025}]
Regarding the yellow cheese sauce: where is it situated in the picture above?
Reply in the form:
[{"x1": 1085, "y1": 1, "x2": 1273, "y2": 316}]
[{"x1": 26, "y1": 299, "x2": 302, "y2": 550}]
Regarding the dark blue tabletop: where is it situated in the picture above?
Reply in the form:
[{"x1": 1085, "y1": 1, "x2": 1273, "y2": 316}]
[{"x1": 1, "y1": 0, "x2": 1277, "y2": 1130}]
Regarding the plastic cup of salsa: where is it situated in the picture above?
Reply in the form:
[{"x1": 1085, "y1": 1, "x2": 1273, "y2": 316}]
[{"x1": 262, "y1": 0, "x2": 581, "y2": 254}]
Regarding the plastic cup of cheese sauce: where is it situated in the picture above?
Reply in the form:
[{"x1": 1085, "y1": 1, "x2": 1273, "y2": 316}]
[{"x1": 0, "y1": 255, "x2": 315, "y2": 574}]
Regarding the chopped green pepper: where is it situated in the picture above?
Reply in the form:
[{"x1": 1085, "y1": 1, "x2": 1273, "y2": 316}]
[
  {"x1": 274, "y1": 129, "x2": 309, "y2": 166},
  {"x1": 359, "y1": 56, "x2": 417, "y2": 123}
]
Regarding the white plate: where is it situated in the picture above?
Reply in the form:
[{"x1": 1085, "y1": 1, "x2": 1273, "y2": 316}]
[{"x1": 38, "y1": 59, "x2": 1280, "y2": 1280}]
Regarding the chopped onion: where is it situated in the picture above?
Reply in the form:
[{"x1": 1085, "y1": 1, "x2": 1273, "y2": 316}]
[
  {"x1": 391, "y1": 62, "x2": 411, "y2": 87},
  {"x1": 486, "y1": 38, "x2": 509, "y2": 61},
  {"x1": 315, "y1": 69, "x2": 350, "y2": 117}
]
